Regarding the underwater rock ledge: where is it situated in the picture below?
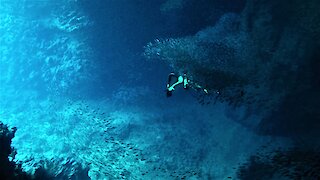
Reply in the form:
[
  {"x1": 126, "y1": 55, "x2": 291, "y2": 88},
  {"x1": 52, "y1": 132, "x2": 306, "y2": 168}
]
[
  {"x1": 0, "y1": 121, "x2": 31, "y2": 180},
  {"x1": 1, "y1": 120, "x2": 91, "y2": 180},
  {"x1": 0, "y1": 121, "x2": 71, "y2": 180}
]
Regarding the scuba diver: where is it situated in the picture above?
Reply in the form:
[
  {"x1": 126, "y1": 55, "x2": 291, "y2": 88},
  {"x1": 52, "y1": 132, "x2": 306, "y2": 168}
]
[{"x1": 166, "y1": 72, "x2": 209, "y2": 97}]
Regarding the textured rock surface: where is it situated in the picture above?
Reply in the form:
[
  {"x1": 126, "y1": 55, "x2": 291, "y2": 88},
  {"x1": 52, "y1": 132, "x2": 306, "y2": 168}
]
[{"x1": 0, "y1": 122, "x2": 30, "y2": 180}]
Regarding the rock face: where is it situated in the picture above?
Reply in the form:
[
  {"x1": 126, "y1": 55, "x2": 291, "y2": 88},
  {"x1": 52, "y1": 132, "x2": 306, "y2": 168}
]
[
  {"x1": 0, "y1": 122, "x2": 58, "y2": 180},
  {"x1": 238, "y1": 0, "x2": 320, "y2": 139},
  {"x1": 0, "y1": 122, "x2": 30, "y2": 180}
]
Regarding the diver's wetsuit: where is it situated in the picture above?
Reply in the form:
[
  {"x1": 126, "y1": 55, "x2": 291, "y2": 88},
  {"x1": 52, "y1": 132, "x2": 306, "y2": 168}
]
[{"x1": 166, "y1": 72, "x2": 208, "y2": 97}]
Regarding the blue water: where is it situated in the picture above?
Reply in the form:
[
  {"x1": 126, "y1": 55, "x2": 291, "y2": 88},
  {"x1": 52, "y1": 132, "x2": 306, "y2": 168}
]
[{"x1": 1, "y1": 0, "x2": 319, "y2": 179}]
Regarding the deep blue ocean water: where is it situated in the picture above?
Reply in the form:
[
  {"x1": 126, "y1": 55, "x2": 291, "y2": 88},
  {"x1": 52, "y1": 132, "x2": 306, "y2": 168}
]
[{"x1": 1, "y1": 0, "x2": 319, "y2": 179}]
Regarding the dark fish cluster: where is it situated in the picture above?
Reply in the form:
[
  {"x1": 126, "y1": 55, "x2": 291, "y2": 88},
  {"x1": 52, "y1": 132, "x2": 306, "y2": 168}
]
[
  {"x1": 143, "y1": 164, "x2": 201, "y2": 179},
  {"x1": 168, "y1": 169, "x2": 200, "y2": 179},
  {"x1": 236, "y1": 147, "x2": 320, "y2": 179},
  {"x1": 66, "y1": 102, "x2": 149, "y2": 178}
]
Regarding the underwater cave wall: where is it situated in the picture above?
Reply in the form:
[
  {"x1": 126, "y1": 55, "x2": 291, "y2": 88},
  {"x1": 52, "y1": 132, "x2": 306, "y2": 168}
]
[
  {"x1": 144, "y1": 0, "x2": 320, "y2": 139},
  {"x1": 241, "y1": 0, "x2": 320, "y2": 139},
  {"x1": 0, "y1": 0, "x2": 93, "y2": 96}
]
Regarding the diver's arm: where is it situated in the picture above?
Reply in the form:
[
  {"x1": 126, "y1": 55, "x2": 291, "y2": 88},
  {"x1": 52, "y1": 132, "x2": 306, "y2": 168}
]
[
  {"x1": 166, "y1": 74, "x2": 184, "y2": 97},
  {"x1": 168, "y1": 76, "x2": 184, "y2": 91},
  {"x1": 167, "y1": 73, "x2": 177, "y2": 85}
]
